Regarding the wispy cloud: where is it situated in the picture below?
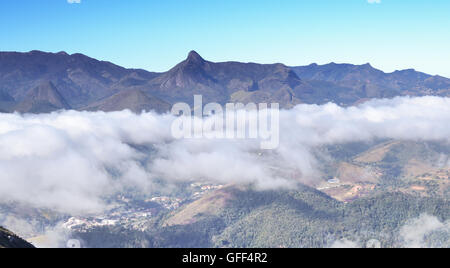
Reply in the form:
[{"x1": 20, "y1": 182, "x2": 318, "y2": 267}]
[
  {"x1": 400, "y1": 214, "x2": 450, "y2": 248},
  {"x1": 368, "y1": 0, "x2": 381, "y2": 4},
  {"x1": 67, "y1": 0, "x2": 81, "y2": 4}
]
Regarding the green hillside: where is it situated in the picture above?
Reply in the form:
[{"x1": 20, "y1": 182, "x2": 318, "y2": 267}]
[{"x1": 73, "y1": 185, "x2": 449, "y2": 248}]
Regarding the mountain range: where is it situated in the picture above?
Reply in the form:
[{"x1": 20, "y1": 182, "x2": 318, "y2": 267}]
[{"x1": 1, "y1": 50, "x2": 450, "y2": 113}]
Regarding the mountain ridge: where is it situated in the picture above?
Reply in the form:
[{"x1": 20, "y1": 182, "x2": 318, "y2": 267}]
[
  {"x1": 1, "y1": 50, "x2": 449, "y2": 113},
  {"x1": 291, "y1": 62, "x2": 450, "y2": 101}
]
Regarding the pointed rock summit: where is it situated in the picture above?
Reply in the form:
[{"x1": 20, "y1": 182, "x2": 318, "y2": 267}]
[
  {"x1": 152, "y1": 50, "x2": 214, "y2": 91},
  {"x1": 186, "y1": 50, "x2": 205, "y2": 63}
]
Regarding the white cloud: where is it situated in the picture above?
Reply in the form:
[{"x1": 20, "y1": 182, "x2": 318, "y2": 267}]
[
  {"x1": 67, "y1": 0, "x2": 81, "y2": 4},
  {"x1": 331, "y1": 239, "x2": 360, "y2": 248},
  {"x1": 0, "y1": 96, "x2": 449, "y2": 214},
  {"x1": 399, "y1": 214, "x2": 449, "y2": 248},
  {"x1": 368, "y1": 0, "x2": 381, "y2": 4},
  {"x1": 330, "y1": 214, "x2": 449, "y2": 248}
]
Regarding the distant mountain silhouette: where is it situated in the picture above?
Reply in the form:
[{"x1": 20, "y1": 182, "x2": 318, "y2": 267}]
[
  {"x1": 84, "y1": 89, "x2": 171, "y2": 114},
  {"x1": 0, "y1": 50, "x2": 159, "y2": 112},
  {"x1": 0, "y1": 90, "x2": 14, "y2": 102},
  {"x1": 0, "y1": 90, "x2": 15, "y2": 112},
  {"x1": 291, "y1": 63, "x2": 450, "y2": 103},
  {"x1": 0, "y1": 50, "x2": 449, "y2": 113},
  {"x1": 15, "y1": 81, "x2": 71, "y2": 113},
  {"x1": 147, "y1": 50, "x2": 308, "y2": 107}
]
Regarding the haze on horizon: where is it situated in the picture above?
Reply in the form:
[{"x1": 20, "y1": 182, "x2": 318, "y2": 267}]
[{"x1": 1, "y1": 0, "x2": 450, "y2": 77}]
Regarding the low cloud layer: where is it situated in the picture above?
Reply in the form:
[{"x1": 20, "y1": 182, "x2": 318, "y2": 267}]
[{"x1": 0, "y1": 96, "x2": 449, "y2": 214}]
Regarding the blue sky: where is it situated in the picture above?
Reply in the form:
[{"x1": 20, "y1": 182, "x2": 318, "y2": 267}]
[{"x1": 1, "y1": 0, "x2": 450, "y2": 76}]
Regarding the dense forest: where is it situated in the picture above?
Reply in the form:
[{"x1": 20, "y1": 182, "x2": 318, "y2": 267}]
[{"x1": 74, "y1": 186, "x2": 449, "y2": 248}]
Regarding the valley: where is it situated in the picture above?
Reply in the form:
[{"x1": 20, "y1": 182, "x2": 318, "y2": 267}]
[{"x1": 1, "y1": 140, "x2": 448, "y2": 248}]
